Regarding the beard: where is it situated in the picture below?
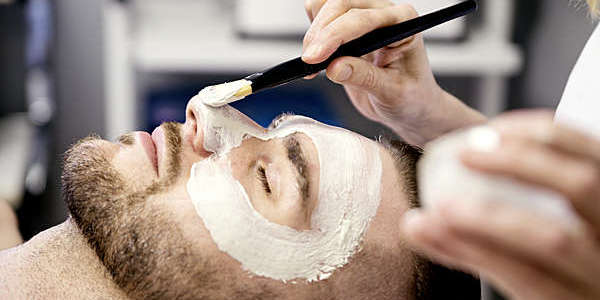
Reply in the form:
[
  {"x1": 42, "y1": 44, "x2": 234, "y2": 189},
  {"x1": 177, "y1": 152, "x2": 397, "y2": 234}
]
[
  {"x1": 61, "y1": 122, "x2": 250, "y2": 299},
  {"x1": 60, "y1": 123, "x2": 426, "y2": 300}
]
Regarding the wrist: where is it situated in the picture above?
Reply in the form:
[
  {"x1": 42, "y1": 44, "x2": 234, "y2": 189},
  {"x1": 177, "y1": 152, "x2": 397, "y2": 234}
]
[
  {"x1": 387, "y1": 88, "x2": 487, "y2": 147},
  {"x1": 438, "y1": 90, "x2": 487, "y2": 129}
]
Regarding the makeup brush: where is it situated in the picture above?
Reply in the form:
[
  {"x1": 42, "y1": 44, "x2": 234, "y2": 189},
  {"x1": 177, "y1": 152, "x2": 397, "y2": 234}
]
[{"x1": 200, "y1": 0, "x2": 477, "y2": 107}]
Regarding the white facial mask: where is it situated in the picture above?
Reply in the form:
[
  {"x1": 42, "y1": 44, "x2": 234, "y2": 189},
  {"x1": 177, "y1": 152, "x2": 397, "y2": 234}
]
[
  {"x1": 418, "y1": 126, "x2": 581, "y2": 228},
  {"x1": 186, "y1": 96, "x2": 382, "y2": 282}
]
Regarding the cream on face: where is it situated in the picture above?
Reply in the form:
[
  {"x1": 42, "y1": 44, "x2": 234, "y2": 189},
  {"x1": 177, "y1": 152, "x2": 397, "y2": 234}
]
[{"x1": 186, "y1": 95, "x2": 382, "y2": 282}]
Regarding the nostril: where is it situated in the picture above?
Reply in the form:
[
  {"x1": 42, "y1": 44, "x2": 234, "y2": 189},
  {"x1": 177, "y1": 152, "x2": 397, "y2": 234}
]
[
  {"x1": 185, "y1": 106, "x2": 210, "y2": 157},
  {"x1": 186, "y1": 107, "x2": 199, "y2": 136},
  {"x1": 187, "y1": 107, "x2": 196, "y2": 126},
  {"x1": 191, "y1": 117, "x2": 198, "y2": 138}
]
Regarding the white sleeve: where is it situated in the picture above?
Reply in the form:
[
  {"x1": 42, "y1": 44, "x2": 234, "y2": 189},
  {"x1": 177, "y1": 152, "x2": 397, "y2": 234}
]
[{"x1": 555, "y1": 25, "x2": 600, "y2": 138}]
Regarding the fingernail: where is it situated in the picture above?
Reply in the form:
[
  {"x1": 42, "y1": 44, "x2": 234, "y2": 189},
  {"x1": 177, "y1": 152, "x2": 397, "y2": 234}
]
[
  {"x1": 303, "y1": 44, "x2": 321, "y2": 60},
  {"x1": 304, "y1": 30, "x2": 315, "y2": 44},
  {"x1": 334, "y1": 64, "x2": 353, "y2": 82}
]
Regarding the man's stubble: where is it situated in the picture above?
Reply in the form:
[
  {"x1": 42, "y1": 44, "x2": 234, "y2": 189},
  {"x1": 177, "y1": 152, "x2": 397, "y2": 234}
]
[{"x1": 60, "y1": 122, "x2": 266, "y2": 299}]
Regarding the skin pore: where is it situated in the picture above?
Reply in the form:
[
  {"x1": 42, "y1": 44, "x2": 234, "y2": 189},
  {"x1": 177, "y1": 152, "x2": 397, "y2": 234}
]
[{"x1": 0, "y1": 105, "x2": 421, "y2": 300}]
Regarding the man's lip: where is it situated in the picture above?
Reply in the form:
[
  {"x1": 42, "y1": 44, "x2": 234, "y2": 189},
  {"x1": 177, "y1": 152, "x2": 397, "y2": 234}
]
[
  {"x1": 138, "y1": 131, "x2": 158, "y2": 175},
  {"x1": 152, "y1": 126, "x2": 165, "y2": 176}
]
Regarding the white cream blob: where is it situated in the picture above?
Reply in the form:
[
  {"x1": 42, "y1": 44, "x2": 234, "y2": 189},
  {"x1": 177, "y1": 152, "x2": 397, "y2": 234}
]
[
  {"x1": 198, "y1": 79, "x2": 252, "y2": 107},
  {"x1": 186, "y1": 95, "x2": 382, "y2": 282},
  {"x1": 418, "y1": 126, "x2": 582, "y2": 228}
]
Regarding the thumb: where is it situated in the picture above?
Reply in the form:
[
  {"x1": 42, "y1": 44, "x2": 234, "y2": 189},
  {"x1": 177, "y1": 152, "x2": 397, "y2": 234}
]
[{"x1": 326, "y1": 56, "x2": 389, "y2": 93}]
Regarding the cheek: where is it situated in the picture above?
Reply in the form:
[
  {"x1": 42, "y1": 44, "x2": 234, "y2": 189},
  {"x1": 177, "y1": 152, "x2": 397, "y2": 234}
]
[
  {"x1": 227, "y1": 139, "x2": 263, "y2": 200},
  {"x1": 155, "y1": 189, "x2": 218, "y2": 250},
  {"x1": 228, "y1": 138, "x2": 260, "y2": 172},
  {"x1": 367, "y1": 152, "x2": 412, "y2": 247},
  {"x1": 225, "y1": 139, "x2": 312, "y2": 230}
]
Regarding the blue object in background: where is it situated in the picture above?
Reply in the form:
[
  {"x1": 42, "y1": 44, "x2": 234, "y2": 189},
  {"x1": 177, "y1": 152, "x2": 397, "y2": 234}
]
[
  {"x1": 231, "y1": 86, "x2": 341, "y2": 127},
  {"x1": 146, "y1": 83, "x2": 341, "y2": 131}
]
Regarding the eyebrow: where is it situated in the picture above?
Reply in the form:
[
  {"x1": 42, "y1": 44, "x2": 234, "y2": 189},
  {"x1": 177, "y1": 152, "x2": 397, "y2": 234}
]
[
  {"x1": 284, "y1": 134, "x2": 310, "y2": 206},
  {"x1": 268, "y1": 112, "x2": 296, "y2": 129}
]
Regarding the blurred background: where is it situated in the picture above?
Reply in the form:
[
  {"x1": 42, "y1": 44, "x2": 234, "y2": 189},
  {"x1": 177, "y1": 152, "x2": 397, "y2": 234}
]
[{"x1": 0, "y1": 0, "x2": 597, "y2": 239}]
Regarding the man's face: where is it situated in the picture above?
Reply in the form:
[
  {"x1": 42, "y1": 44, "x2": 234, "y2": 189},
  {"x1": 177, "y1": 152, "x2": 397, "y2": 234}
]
[{"x1": 62, "y1": 99, "x2": 417, "y2": 299}]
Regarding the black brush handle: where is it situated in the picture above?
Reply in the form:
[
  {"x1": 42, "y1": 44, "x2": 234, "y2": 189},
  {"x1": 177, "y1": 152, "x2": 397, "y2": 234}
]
[{"x1": 247, "y1": 0, "x2": 477, "y2": 93}]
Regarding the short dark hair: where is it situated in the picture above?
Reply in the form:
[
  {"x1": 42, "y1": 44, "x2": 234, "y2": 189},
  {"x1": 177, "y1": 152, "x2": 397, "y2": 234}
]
[{"x1": 381, "y1": 139, "x2": 481, "y2": 300}]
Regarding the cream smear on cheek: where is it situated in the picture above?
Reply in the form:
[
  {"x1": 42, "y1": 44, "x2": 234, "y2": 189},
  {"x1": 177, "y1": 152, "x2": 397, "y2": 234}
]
[{"x1": 186, "y1": 94, "x2": 382, "y2": 282}]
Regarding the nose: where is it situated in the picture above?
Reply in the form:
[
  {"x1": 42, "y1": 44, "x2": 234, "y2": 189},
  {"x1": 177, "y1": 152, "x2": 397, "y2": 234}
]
[{"x1": 185, "y1": 95, "x2": 266, "y2": 154}]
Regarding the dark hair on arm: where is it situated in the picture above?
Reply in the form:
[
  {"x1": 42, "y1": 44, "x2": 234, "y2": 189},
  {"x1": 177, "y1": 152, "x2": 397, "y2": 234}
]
[{"x1": 380, "y1": 138, "x2": 481, "y2": 300}]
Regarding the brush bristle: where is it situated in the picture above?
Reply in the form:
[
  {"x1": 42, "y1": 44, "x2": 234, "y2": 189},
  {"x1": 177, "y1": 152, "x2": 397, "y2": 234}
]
[{"x1": 234, "y1": 84, "x2": 253, "y2": 98}]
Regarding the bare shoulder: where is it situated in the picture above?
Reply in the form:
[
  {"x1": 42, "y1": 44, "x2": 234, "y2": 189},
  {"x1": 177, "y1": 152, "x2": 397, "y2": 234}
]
[
  {"x1": 0, "y1": 244, "x2": 36, "y2": 299},
  {"x1": 0, "y1": 221, "x2": 129, "y2": 299}
]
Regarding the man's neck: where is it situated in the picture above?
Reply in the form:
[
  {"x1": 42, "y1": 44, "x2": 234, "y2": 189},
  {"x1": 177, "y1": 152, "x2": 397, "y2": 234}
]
[{"x1": 0, "y1": 219, "x2": 129, "y2": 299}]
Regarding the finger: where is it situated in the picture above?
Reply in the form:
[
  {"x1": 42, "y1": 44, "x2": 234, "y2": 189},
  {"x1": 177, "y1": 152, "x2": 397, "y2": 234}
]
[
  {"x1": 327, "y1": 56, "x2": 410, "y2": 108},
  {"x1": 304, "y1": 0, "x2": 390, "y2": 50},
  {"x1": 305, "y1": 0, "x2": 393, "y2": 44},
  {"x1": 490, "y1": 111, "x2": 600, "y2": 165},
  {"x1": 545, "y1": 124, "x2": 600, "y2": 165},
  {"x1": 496, "y1": 112, "x2": 600, "y2": 236},
  {"x1": 310, "y1": 0, "x2": 328, "y2": 22},
  {"x1": 303, "y1": 73, "x2": 319, "y2": 80},
  {"x1": 402, "y1": 208, "x2": 585, "y2": 300},
  {"x1": 372, "y1": 36, "x2": 420, "y2": 67},
  {"x1": 441, "y1": 198, "x2": 600, "y2": 288},
  {"x1": 326, "y1": 56, "x2": 390, "y2": 93},
  {"x1": 304, "y1": 0, "x2": 325, "y2": 22},
  {"x1": 388, "y1": 40, "x2": 406, "y2": 48},
  {"x1": 461, "y1": 142, "x2": 600, "y2": 234},
  {"x1": 304, "y1": 0, "x2": 313, "y2": 21},
  {"x1": 401, "y1": 209, "x2": 479, "y2": 273},
  {"x1": 484, "y1": 111, "x2": 600, "y2": 234},
  {"x1": 342, "y1": 85, "x2": 380, "y2": 122},
  {"x1": 303, "y1": 0, "x2": 326, "y2": 50},
  {"x1": 304, "y1": 4, "x2": 417, "y2": 63}
]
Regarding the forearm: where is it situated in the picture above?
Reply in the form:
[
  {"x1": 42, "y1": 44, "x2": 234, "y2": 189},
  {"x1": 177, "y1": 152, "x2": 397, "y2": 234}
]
[{"x1": 388, "y1": 89, "x2": 487, "y2": 147}]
